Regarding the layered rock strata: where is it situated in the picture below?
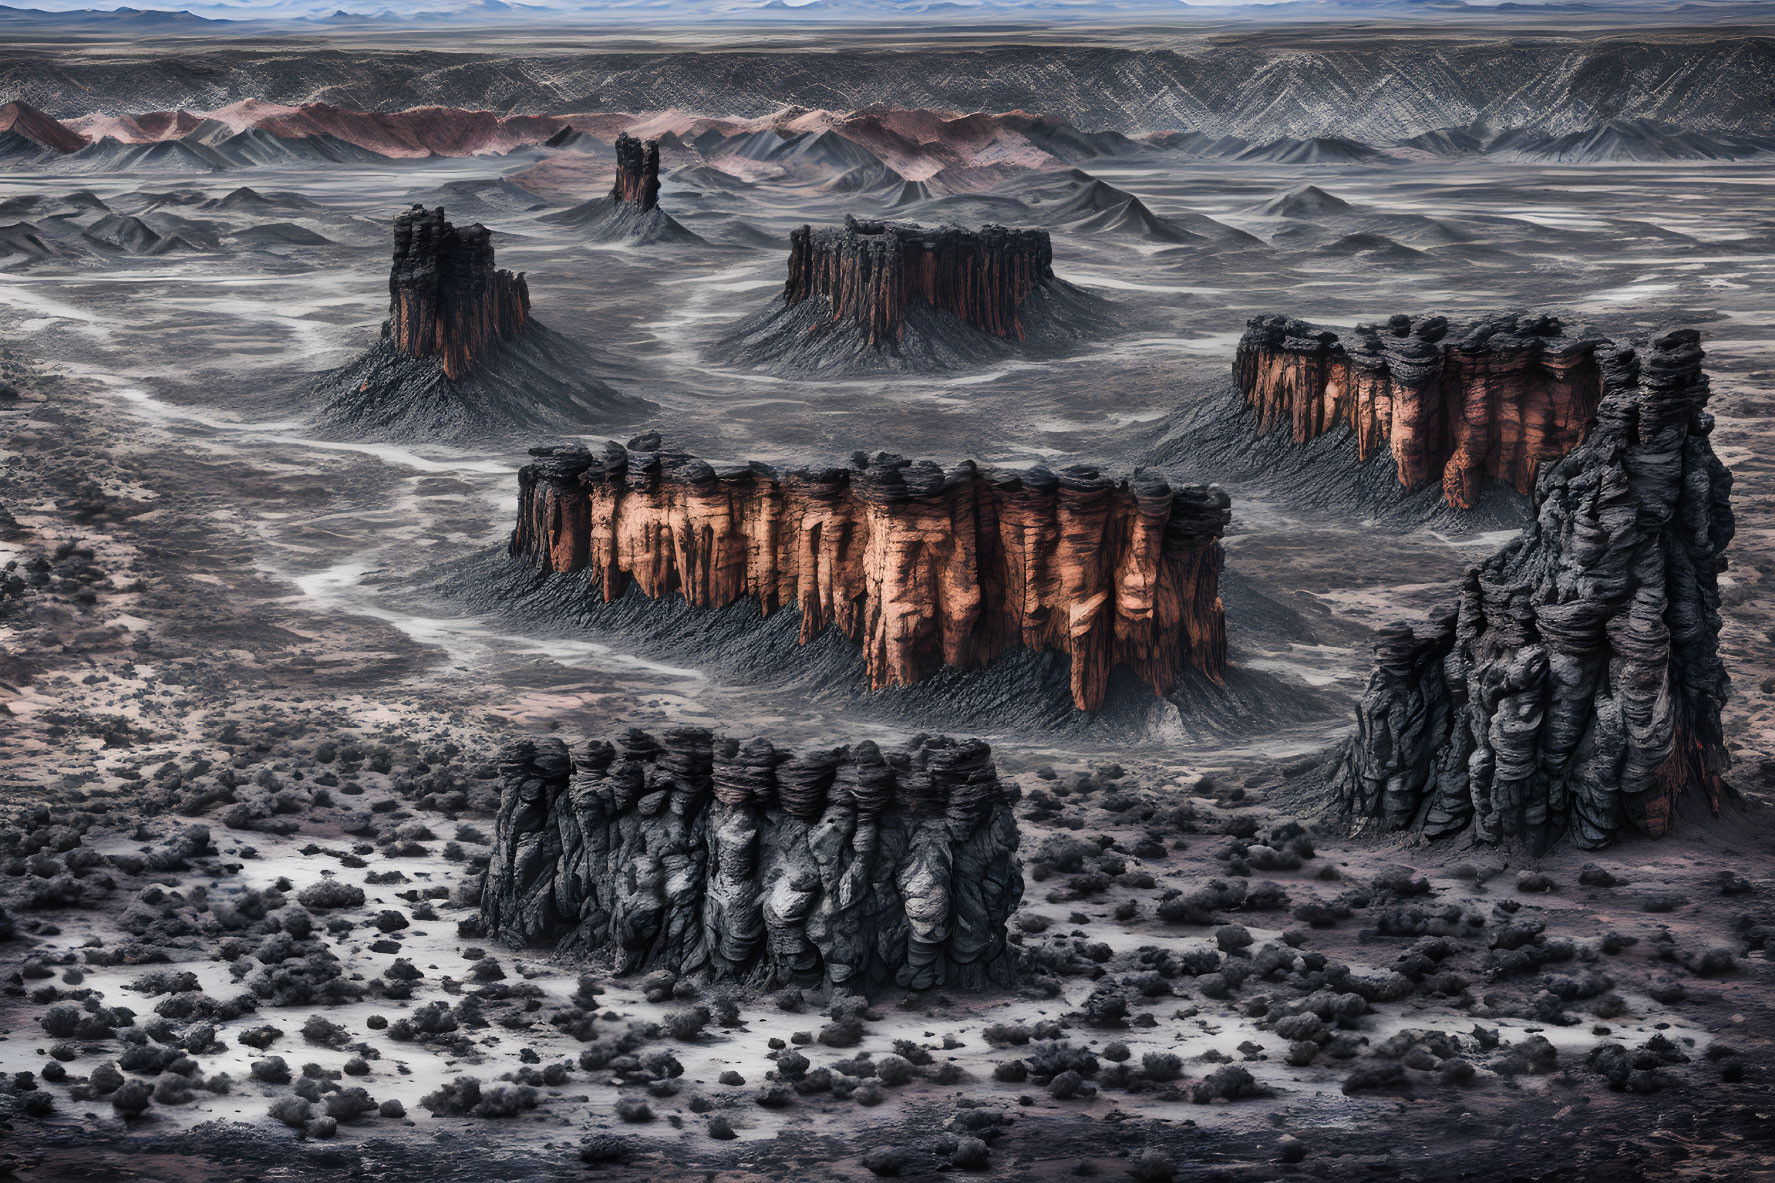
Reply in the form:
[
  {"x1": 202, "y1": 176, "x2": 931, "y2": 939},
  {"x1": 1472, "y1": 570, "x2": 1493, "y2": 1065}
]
[
  {"x1": 1236, "y1": 312, "x2": 1608, "y2": 509},
  {"x1": 785, "y1": 216, "x2": 1053, "y2": 345},
  {"x1": 511, "y1": 443, "x2": 1231, "y2": 712},
  {"x1": 481, "y1": 730, "x2": 1023, "y2": 991},
  {"x1": 1329, "y1": 329, "x2": 1734, "y2": 850},
  {"x1": 610, "y1": 132, "x2": 661, "y2": 210},
  {"x1": 385, "y1": 204, "x2": 529, "y2": 380}
]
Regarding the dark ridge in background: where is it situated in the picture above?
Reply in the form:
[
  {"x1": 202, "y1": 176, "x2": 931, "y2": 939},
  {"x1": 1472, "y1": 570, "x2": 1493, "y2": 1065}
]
[{"x1": 3, "y1": 38, "x2": 1772, "y2": 141}]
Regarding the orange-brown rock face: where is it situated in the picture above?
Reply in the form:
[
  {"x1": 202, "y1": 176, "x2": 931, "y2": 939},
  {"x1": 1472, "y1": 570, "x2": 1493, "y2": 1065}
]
[
  {"x1": 1235, "y1": 313, "x2": 1606, "y2": 508},
  {"x1": 512, "y1": 445, "x2": 1232, "y2": 711},
  {"x1": 785, "y1": 217, "x2": 1053, "y2": 345},
  {"x1": 385, "y1": 204, "x2": 530, "y2": 381},
  {"x1": 610, "y1": 132, "x2": 661, "y2": 210}
]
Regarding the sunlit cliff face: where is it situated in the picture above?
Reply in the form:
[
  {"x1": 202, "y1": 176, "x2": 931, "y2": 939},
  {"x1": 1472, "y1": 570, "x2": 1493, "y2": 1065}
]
[
  {"x1": 512, "y1": 443, "x2": 1231, "y2": 712},
  {"x1": 1236, "y1": 313, "x2": 1605, "y2": 510}
]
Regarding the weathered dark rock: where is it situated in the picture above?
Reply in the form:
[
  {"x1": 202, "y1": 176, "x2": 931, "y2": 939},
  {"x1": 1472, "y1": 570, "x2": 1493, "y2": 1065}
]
[
  {"x1": 385, "y1": 204, "x2": 529, "y2": 381},
  {"x1": 1330, "y1": 329, "x2": 1734, "y2": 850},
  {"x1": 311, "y1": 206, "x2": 653, "y2": 441},
  {"x1": 1236, "y1": 312, "x2": 1607, "y2": 508},
  {"x1": 540, "y1": 138, "x2": 697, "y2": 245},
  {"x1": 786, "y1": 216, "x2": 1053, "y2": 345},
  {"x1": 481, "y1": 730, "x2": 1023, "y2": 992},
  {"x1": 611, "y1": 132, "x2": 660, "y2": 211},
  {"x1": 509, "y1": 444, "x2": 1231, "y2": 712}
]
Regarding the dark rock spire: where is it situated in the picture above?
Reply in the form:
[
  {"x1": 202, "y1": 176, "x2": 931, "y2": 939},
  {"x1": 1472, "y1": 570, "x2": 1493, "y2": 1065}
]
[
  {"x1": 610, "y1": 132, "x2": 660, "y2": 211},
  {"x1": 1330, "y1": 329, "x2": 1734, "y2": 850},
  {"x1": 385, "y1": 204, "x2": 529, "y2": 381}
]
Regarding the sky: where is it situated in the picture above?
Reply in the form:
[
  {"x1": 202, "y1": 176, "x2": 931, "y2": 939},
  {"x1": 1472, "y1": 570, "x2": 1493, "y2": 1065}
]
[{"x1": 10, "y1": 0, "x2": 1667, "y2": 15}]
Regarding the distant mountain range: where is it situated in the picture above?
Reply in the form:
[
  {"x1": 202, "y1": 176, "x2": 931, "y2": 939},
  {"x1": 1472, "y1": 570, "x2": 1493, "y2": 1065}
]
[
  {"x1": 0, "y1": 0, "x2": 1768, "y2": 30},
  {"x1": 4, "y1": 37, "x2": 1772, "y2": 147},
  {"x1": 3, "y1": 95, "x2": 1772, "y2": 175}
]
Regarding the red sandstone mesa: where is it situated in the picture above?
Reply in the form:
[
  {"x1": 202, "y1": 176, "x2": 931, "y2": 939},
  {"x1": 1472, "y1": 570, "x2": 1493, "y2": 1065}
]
[
  {"x1": 611, "y1": 132, "x2": 661, "y2": 210},
  {"x1": 511, "y1": 445, "x2": 1232, "y2": 712},
  {"x1": 385, "y1": 204, "x2": 529, "y2": 381},
  {"x1": 1235, "y1": 312, "x2": 1606, "y2": 508},
  {"x1": 785, "y1": 217, "x2": 1053, "y2": 345}
]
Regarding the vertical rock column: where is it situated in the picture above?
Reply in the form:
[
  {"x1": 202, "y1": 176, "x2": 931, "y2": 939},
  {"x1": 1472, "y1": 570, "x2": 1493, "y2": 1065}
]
[
  {"x1": 1329, "y1": 329, "x2": 1734, "y2": 850},
  {"x1": 610, "y1": 132, "x2": 661, "y2": 211},
  {"x1": 384, "y1": 204, "x2": 530, "y2": 380},
  {"x1": 509, "y1": 446, "x2": 1232, "y2": 711},
  {"x1": 482, "y1": 730, "x2": 1024, "y2": 992},
  {"x1": 852, "y1": 458, "x2": 987, "y2": 689},
  {"x1": 1235, "y1": 312, "x2": 1606, "y2": 508}
]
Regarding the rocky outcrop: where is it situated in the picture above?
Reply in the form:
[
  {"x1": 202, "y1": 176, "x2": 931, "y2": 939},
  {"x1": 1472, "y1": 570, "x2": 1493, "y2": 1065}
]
[
  {"x1": 311, "y1": 204, "x2": 650, "y2": 442},
  {"x1": 1236, "y1": 313, "x2": 1607, "y2": 509},
  {"x1": 481, "y1": 729, "x2": 1023, "y2": 992},
  {"x1": 539, "y1": 133, "x2": 698, "y2": 245},
  {"x1": 785, "y1": 216, "x2": 1053, "y2": 345},
  {"x1": 511, "y1": 443, "x2": 1231, "y2": 712},
  {"x1": 385, "y1": 204, "x2": 529, "y2": 381},
  {"x1": 1329, "y1": 329, "x2": 1734, "y2": 851},
  {"x1": 610, "y1": 132, "x2": 660, "y2": 210}
]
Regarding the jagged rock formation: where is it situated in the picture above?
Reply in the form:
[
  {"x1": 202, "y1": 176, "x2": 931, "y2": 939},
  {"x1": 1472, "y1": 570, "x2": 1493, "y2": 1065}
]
[
  {"x1": 539, "y1": 133, "x2": 698, "y2": 245},
  {"x1": 611, "y1": 132, "x2": 660, "y2": 210},
  {"x1": 785, "y1": 216, "x2": 1053, "y2": 345},
  {"x1": 1329, "y1": 329, "x2": 1734, "y2": 851},
  {"x1": 1236, "y1": 313, "x2": 1608, "y2": 509},
  {"x1": 725, "y1": 217, "x2": 1106, "y2": 374},
  {"x1": 510, "y1": 442, "x2": 1231, "y2": 712},
  {"x1": 385, "y1": 204, "x2": 529, "y2": 381},
  {"x1": 309, "y1": 204, "x2": 650, "y2": 441},
  {"x1": 481, "y1": 730, "x2": 1023, "y2": 992}
]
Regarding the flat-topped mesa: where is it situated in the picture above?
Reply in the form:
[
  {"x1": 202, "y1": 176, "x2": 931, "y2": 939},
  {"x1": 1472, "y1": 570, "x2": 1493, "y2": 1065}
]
[
  {"x1": 511, "y1": 443, "x2": 1231, "y2": 712},
  {"x1": 481, "y1": 729, "x2": 1023, "y2": 991},
  {"x1": 385, "y1": 204, "x2": 529, "y2": 381},
  {"x1": 1329, "y1": 329, "x2": 1734, "y2": 851},
  {"x1": 610, "y1": 132, "x2": 660, "y2": 211},
  {"x1": 785, "y1": 216, "x2": 1054, "y2": 346},
  {"x1": 1235, "y1": 312, "x2": 1608, "y2": 509}
]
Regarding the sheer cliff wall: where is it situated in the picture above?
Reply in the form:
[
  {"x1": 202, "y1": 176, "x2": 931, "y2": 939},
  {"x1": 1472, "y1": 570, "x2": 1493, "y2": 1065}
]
[{"x1": 511, "y1": 443, "x2": 1231, "y2": 712}]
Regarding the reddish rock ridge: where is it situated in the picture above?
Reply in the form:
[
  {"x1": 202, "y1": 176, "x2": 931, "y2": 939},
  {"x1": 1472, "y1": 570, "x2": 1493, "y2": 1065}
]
[
  {"x1": 1330, "y1": 330, "x2": 1734, "y2": 850},
  {"x1": 53, "y1": 103, "x2": 1147, "y2": 176},
  {"x1": 1235, "y1": 312, "x2": 1608, "y2": 509},
  {"x1": 785, "y1": 216, "x2": 1053, "y2": 345},
  {"x1": 510, "y1": 443, "x2": 1232, "y2": 711},
  {"x1": 610, "y1": 132, "x2": 660, "y2": 210},
  {"x1": 59, "y1": 101, "x2": 572, "y2": 158},
  {"x1": 385, "y1": 204, "x2": 529, "y2": 381},
  {"x1": 255, "y1": 103, "x2": 567, "y2": 157},
  {"x1": 0, "y1": 100, "x2": 89, "y2": 153}
]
